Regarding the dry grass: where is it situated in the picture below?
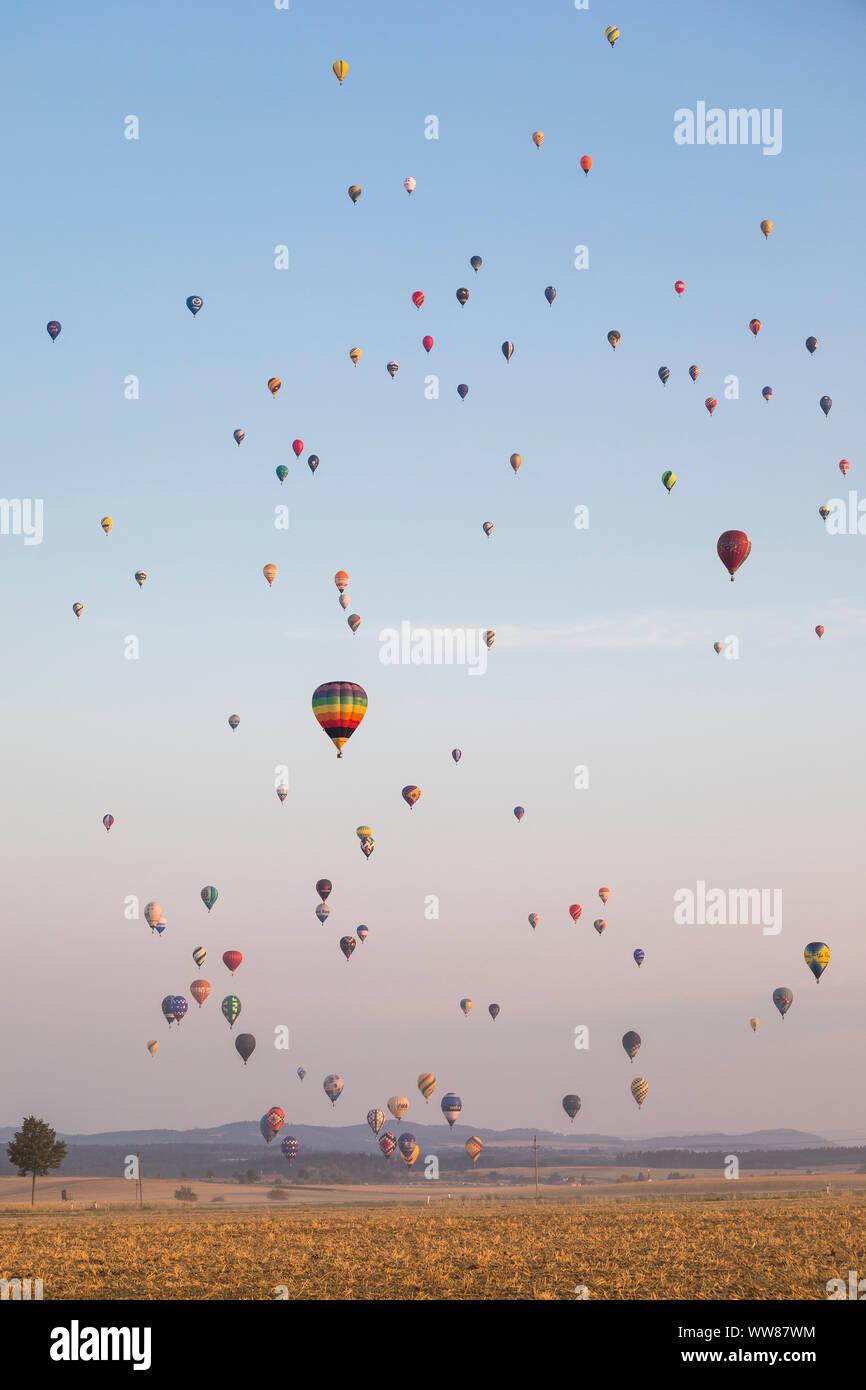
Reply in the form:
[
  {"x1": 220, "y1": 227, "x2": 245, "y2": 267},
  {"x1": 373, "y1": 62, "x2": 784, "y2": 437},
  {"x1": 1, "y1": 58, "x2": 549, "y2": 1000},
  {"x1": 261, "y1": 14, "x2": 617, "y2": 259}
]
[{"x1": 1, "y1": 1193, "x2": 863, "y2": 1299}]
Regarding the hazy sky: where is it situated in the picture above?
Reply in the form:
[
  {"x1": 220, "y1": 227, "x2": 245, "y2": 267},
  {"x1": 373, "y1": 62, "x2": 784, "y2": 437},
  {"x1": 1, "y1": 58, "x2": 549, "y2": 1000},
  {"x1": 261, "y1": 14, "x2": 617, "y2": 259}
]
[{"x1": 2, "y1": 0, "x2": 865, "y2": 1141}]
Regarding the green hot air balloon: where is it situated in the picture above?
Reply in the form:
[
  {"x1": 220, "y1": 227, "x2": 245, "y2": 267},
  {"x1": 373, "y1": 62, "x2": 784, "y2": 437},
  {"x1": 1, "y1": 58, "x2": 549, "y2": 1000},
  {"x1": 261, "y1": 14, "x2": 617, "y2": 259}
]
[
  {"x1": 661, "y1": 470, "x2": 676, "y2": 494},
  {"x1": 201, "y1": 885, "x2": 218, "y2": 911},
  {"x1": 221, "y1": 995, "x2": 241, "y2": 1029},
  {"x1": 276, "y1": 464, "x2": 289, "y2": 484}
]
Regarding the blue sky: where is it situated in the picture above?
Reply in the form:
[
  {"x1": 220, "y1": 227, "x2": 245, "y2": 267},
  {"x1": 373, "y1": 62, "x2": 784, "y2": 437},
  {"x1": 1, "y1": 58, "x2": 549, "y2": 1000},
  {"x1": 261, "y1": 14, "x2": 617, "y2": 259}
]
[{"x1": 2, "y1": 0, "x2": 865, "y2": 1140}]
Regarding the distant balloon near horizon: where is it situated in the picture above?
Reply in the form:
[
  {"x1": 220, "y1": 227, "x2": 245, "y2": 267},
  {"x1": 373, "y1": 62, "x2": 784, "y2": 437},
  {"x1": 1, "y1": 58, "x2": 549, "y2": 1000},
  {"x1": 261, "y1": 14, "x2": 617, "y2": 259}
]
[
  {"x1": 411, "y1": 290, "x2": 424, "y2": 310},
  {"x1": 569, "y1": 904, "x2": 582, "y2": 923},
  {"x1": 459, "y1": 998, "x2": 472, "y2": 1017},
  {"x1": 349, "y1": 347, "x2": 362, "y2": 366},
  {"x1": 689, "y1": 364, "x2": 699, "y2": 381},
  {"x1": 605, "y1": 24, "x2": 619, "y2": 47},
  {"x1": 545, "y1": 286, "x2": 556, "y2": 305},
  {"x1": 750, "y1": 1018, "x2": 759, "y2": 1031},
  {"x1": 630, "y1": 1077, "x2": 648, "y2": 1109},
  {"x1": 456, "y1": 287, "x2": 469, "y2": 306},
  {"x1": 323, "y1": 1074, "x2": 343, "y2": 1105},
  {"x1": 748, "y1": 318, "x2": 761, "y2": 338},
  {"x1": 441, "y1": 1093, "x2": 462, "y2": 1128},
  {"x1": 267, "y1": 377, "x2": 281, "y2": 397},
  {"x1": 528, "y1": 912, "x2": 539, "y2": 930},
  {"x1": 386, "y1": 361, "x2": 398, "y2": 378},
  {"x1": 762, "y1": 386, "x2": 773, "y2": 401},
  {"x1": 714, "y1": 641, "x2": 723, "y2": 654},
  {"x1": 185, "y1": 296, "x2": 202, "y2": 317},
  {"x1": 222, "y1": 950, "x2": 242, "y2": 975},
  {"x1": 422, "y1": 335, "x2": 434, "y2": 354},
  {"x1": 402, "y1": 784, "x2": 421, "y2": 809},
  {"x1": 457, "y1": 383, "x2": 469, "y2": 400},
  {"x1": 488, "y1": 1003, "x2": 500, "y2": 1021},
  {"x1": 483, "y1": 521, "x2": 493, "y2": 537},
  {"x1": 658, "y1": 366, "x2": 670, "y2": 385},
  {"x1": 47, "y1": 320, "x2": 62, "y2": 341}
]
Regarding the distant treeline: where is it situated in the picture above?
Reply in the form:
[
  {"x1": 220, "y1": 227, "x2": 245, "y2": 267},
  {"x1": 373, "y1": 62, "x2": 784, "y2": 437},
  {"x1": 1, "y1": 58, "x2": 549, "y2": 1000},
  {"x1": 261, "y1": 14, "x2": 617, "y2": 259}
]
[{"x1": 613, "y1": 1147, "x2": 866, "y2": 1170}]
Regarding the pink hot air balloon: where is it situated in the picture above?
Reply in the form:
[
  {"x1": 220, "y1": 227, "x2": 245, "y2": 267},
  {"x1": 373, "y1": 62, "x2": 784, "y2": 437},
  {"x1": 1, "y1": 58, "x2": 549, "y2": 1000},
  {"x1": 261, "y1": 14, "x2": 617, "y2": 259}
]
[
  {"x1": 292, "y1": 440, "x2": 304, "y2": 457},
  {"x1": 674, "y1": 280, "x2": 685, "y2": 296},
  {"x1": 839, "y1": 459, "x2": 850, "y2": 476},
  {"x1": 422, "y1": 335, "x2": 434, "y2": 354},
  {"x1": 403, "y1": 177, "x2": 416, "y2": 196}
]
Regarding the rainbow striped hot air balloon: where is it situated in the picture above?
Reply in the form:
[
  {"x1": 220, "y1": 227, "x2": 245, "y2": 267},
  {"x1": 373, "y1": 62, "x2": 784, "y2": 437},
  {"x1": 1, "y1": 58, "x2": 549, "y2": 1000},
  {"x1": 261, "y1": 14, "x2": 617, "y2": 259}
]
[
  {"x1": 417, "y1": 1073, "x2": 436, "y2": 1102},
  {"x1": 312, "y1": 681, "x2": 368, "y2": 758}
]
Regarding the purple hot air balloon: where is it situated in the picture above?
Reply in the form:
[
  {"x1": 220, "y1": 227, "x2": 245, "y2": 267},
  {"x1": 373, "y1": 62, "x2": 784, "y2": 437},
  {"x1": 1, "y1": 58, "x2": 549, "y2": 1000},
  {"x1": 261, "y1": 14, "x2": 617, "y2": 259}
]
[
  {"x1": 46, "y1": 321, "x2": 62, "y2": 342},
  {"x1": 633, "y1": 949, "x2": 645, "y2": 967},
  {"x1": 102, "y1": 814, "x2": 114, "y2": 833}
]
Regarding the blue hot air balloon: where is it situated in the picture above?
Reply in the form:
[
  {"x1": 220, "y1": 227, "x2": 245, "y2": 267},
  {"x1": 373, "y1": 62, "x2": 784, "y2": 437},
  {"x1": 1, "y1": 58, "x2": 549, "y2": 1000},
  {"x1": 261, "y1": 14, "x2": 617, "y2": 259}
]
[
  {"x1": 186, "y1": 296, "x2": 203, "y2": 317},
  {"x1": 633, "y1": 949, "x2": 645, "y2": 967}
]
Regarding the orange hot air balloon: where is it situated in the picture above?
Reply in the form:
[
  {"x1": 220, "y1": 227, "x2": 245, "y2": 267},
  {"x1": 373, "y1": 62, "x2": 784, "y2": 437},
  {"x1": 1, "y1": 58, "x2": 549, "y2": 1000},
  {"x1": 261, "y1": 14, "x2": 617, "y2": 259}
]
[
  {"x1": 332, "y1": 60, "x2": 348, "y2": 85},
  {"x1": 267, "y1": 377, "x2": 281, "y2": 397},
  {"x1": 465, "y1": 1136, "x2": 483, "y2": 1165},
  {"x1": 598, "y1": 887, "x2": 610, "y2": 905},
  {"x1": 717, "y1": 530, "x2": 751, "y2": 582},
  {"x1": 815, "y1": 625, "x2": 824, "y2": 639},
  {"x1": 263, "y1": 564, "x2": 277, "y2": 587},
  {"x1": 532, "y1": 131, "x2": 544, "y2": 149},
  {"x1": 713, "y1": 641, "x2": 723, "y2": 654},
  {"x1": 510, "y1": 453, "x2": 521, "y2": 475},
  {"x1": 705, "y1": 397, "x2": 717, "y2": 416},
  {"x1": 190, "y1": 979, "x2": 211, "y2": 1008},
  {"x1": 569, "y1": 904, "x2": 582, "y2": 923},
  {"x1": 411, "y1": 291, "x2": 424, "y2": 310},
  {"x1": 334, "y1": 571, "x2": 349, "y2": 592},
  {"x1": 748, "y1": 318, "x2": 761, "y2": 338},
  {"x1": 580, "y1": 155, "x2": 592, "y2": 176},
  {"x1": 349, "y1": 347, "x2": 362, "y2": 367}
]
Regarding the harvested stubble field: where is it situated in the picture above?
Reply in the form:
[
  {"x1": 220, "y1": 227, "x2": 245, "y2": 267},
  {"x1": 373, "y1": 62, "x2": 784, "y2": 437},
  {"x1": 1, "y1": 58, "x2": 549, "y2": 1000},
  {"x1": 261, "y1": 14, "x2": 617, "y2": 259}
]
[{"x1": 2, "y1": 1192, "x2": 864, "y2": 1299}]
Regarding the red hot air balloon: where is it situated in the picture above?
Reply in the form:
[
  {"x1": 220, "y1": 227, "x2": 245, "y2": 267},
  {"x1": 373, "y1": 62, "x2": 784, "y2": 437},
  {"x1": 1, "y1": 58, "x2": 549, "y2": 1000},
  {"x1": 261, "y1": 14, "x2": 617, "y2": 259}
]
[
  {"x1": 292, "y1": 440, "x2": 304, "y2": 457},
  {"x1": 705, "y1": 397, "x2": 717, "y2": 416},
  {"x1": 222, "y1": 950, "x2": 243, "y2": 974},
  {"x1": 316, "y1": 878, "x2": 332, "y2": 901},
  {"x1": 569, "y1": 904, "x2": 582, "y2": 923},
  {"x1": 674, "y1": 280, "x2": 685, "y2": 296},
  {"x1": 839, "y1": 459, "x2": 850, "y2": 476},
  {"x1": 815, "y1": 625, "x2": 824, "y2": 638},
  {"x1": 717, "y1": 530, "x2": 751, "y2": 582},
  {"x1": 411, "y1": 291, "x2": 424, "y2": 310},
  {"x1": 422, "y1": 335, "x2": 434, "y2": 354}
]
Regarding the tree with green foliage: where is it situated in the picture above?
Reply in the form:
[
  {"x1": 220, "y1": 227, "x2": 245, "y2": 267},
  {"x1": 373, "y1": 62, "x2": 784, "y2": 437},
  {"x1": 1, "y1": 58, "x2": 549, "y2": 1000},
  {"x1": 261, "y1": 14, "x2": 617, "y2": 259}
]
[{"x1": 6, "y1": 1116, "x2": 67, "y2": 1207}]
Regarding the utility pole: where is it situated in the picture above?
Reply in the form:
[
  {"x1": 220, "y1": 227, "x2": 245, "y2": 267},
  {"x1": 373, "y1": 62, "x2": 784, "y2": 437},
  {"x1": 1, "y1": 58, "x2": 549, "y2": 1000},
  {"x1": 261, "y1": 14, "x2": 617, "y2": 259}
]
[
  {"x1": 137, "y1": 1153, "x2": 143, "y2": 1208},
  {"x1": 534, "y1": 1135, "x2": 539, "y2": 1201}
]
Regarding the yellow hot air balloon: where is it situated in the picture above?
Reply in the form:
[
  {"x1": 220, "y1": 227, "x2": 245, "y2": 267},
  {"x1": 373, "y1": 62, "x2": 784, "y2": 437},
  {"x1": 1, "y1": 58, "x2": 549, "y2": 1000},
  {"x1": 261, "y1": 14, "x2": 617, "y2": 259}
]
[
  {"x1": 605, "y1": 25, "x2": 620, "y2": 47},
  {"x1": 267, "y1": 377, "x2": 281, "y2": 398},
  {"x1": 750, "y1": 1018, "x2": 759, "y2": 1031},
  {"x1": 465, "y1": 1136, "x2": 483, "y2": 1165},
  {"x1": 348, "y1": 185, "x2": 362, "y2": 205},
  {"x1": 356, "y1": 825, "x2": 373, "y2": 839},
  {"x1": 147, "y1": 1040, "x2": 158, "y2": 1057},
  {"x1": 630, "y1": 1077, "x2": 648, "y2": 1109},
  {"x1": 100, "y1": 516, "x2": 113, "y2": 535},
  {"x1": 760, "y1": 219, "x2": 773, "y2": 240},
  {"x1": 531, "y1": 131, "x2": 544, "y2": 149},
  {"x1": 417, "y1": 1073, "x2": 436, "y2": 1102},
  {"x1": 388, "y1": 1096, "x2": 409, "y2": 1121},
  {"x1": 263, "y1": 563, "x2": 277, "y2": 587},
  {"x1": 332, "y1": 60, "x2": 348, "y2": 85},
  {"x1": 349, "y1": 347, "x2": 362, "y2": 367}
]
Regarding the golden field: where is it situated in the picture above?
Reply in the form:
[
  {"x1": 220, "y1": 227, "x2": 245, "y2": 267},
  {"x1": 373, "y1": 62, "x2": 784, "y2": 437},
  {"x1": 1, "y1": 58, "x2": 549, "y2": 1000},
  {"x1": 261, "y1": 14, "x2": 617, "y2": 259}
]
[{"x1": 2, "y1": 1182, "x2": 865, "y2": 1299}]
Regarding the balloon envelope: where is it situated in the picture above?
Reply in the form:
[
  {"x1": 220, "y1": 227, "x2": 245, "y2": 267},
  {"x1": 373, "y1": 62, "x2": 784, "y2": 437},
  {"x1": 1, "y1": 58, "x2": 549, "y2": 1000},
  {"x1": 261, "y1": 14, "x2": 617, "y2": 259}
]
[
  {"x1": 562, "y1": 1095, "x2": 581, "y2": 1121},
  {"x1": 235, "y1": 1033, "x2": 256, "y2": 1064},
  {"x1": 312, "y1": 681, "x2": 368, "y2": 757}
]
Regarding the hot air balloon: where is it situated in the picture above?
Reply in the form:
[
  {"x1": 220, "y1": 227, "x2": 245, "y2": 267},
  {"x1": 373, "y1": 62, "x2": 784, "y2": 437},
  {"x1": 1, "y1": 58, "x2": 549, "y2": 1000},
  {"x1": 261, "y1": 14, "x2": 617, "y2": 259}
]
[
  {"x1": 532, "y1": 131, "x2": 544, "y2": 149},
  {"x1": 750, "y1": 1018, "x2": 759, "y2": 1031},
  {"x1": 605, "y1": 24, "x2": 619, "y2": 47},
  {"x1": 422, "y1": 335, "x2": 434, "y2": 353},
  {"x1": 815, "y1": 625, "x2": 824, "y2": 639},
  {"x1": 235, "y1": 1033, "x2": 256, "y2": 1065},
  {"x1": 192, "y1": 947, "x2": 206, "y2": 969},
  {"x1": 819, "y1": 506, "x2": 830, "y2": 520},
  {"x1": 456, "y1": 288, "x2": 469, "y2": 306},
  {"x1": 674, "y1": 281, "x2": 685, "y2": 297},
  {"x1": 806, "y1": 336, "x2": 818, "y2": 356},
  {"x1": 773, "y1": 987, "x2": 793, "y2": 1018},
  {"x1": 334, "y1": 572, "x2": 348, "y2": 593},
  {"x1": 622, "y1": 1031, "x2": 641, "y2": 1062},
  {"x1": 332, "y1": 60, "x2": 348, "y2": 84},
  {"x1": 528, "y1": 912, "x2": 539, "y2": 930},
  {"x1": 134, "y1": 571, "x2": 146, "y2": 588},
  {"x1": 102, "y1": 814, "x2": 114, "y2": 833},
  {"x1": 323, "y1": 1074, "x2": 343, "y2": 1105},
  {"x1": 460, "y1": 998, "x2": 472, "y2": 1017},
  {"x1": 222, "y1": 950, "x2": 242, "y2": 976},
  {"x1": 348, "y1": 185, "x2": 361, "y2": 204},
  {"x1": 190, "y1": 979, "x2": 210, "y2": 1008},
  {"x1": 47, "y1": 320, "x2": 62, "y2": 341},
  {"x1": 263, "y1": 564, "x2": 277, "y2": 587},
  {"x1": 221, "y1": 996, "x2": 241, "y2": 1029},
  {"x1": 580, "y1": 155, "x2": 592, "y2": 176},
  {"x1": 312, "y1": 681, "x2": 368, "y2": 758},
  {"x1": 356, "y1": 823, "x2": 372, "y2": 839},
  {"x1": 201, "y1": 886, "x2": 218, "y2": 912},
  {"x1": 713, "y1": 641, "x2": 723, "y2": 654},
  {"x1": 598, "y1": 888, "x2": 610, "y2": 905},
  {"x1": 357, "y1": 924, "x2": 369, "y2": 943},
  {"x1": 291, "y1": 440, "x2": 303, "y2": 458},
  {"x1": 820, "y1": 396, "x2": 832, "y2": 417},
  {"x1": 705, "y1": 397, "x2": 717, "y2": 416},
  {"x1": 510, "y1": 453, "x2": 521, "y2": 475},
  {"x1": 607, "y1": 330, "x2": 621, "y2": 350},
  {"x1": 276, "y1": 785, "x2": 288, "y2": 803},
  {"x1": 839, "y1": 459, "x2": 850, "y2": 476},
  {"x1": 762, "y1": 386, "x2": 773, "y2": 402},
  {"x1": 630, "y1": 1078, "x2": 648, "y2": 1108},
  {"x1": 658, "y1": 367, "x2": 670, "y2": 386},
  {"x1": 545, "y1": 286, "x2": 556, "y2": 305},
  {"x1": 502, "y1": 341, "x2": 514, "y2": 362},
  {"x1": 748, "y1": 319, "x2": 761, "y2": 338},
  {"x1": 717, "y1": 530, "x2": 751, "y2": 581},
  {"x1": 488, "y1": 1004, "x2": 500, "y2": 1021},
  {"x1": 485, "y1": 631, "x2": 494, "y2": 648},
  {"x1": 403, "y1": 177, "x2": 416, "y2": 196},
  {"x1": 233, "y1": 429, "x2": 244, "y2": 446},
  {"x1": 186, "y1": 297, "x2": 202, "y2": 317},
  {"x1": 72, "y1": 603, "x2": 83, "y2": 619},
  {"x1": 441, "y1": 1093, "x2": 462, "y2": 1128},
  {"x1": 379, "y1": 1131, "x2": 396, "y2": 1158},
  {"x1": 297, "y1": 1067, "x2": 307, "y2": 1081},
  {"x1": 339, "y1": 593, "x2": 350, "y2": 611},
  {"x1": 172, "y1": 997, "x2": 188, "y2": 1025},
  {"x1": 100, "y1": 516, "x2": 113, "y2": 536},
  {"x1": 513, "y1": 807, "x2": 525, "y2": 823},
  {"x1": 349, "y1": 348, "x2": 362, "y2": 367},
  {"x1": 411, "y1": 291, "x2": 424, "y2": 310},
  {"x1": 340, "y1": 935, "x2": 356, "y2": 962},
  {"x1": 633, "y1": 949, "x2": 645, "y2": 967},
  {"x1": 452, "y1": 749, "x2": 462, "y2": 763},
  {"x1": 562, "y1": 1095, "x2": 581, "y2": 1122},
  {"x1": 144, "y1": 902, "x2": 162, "y2": 932},
  {"x1": 689, "y1": 365, "x2": 699, "y2": 382},
  {"x1": 569, "y1": 904, "x2": 582, "y2": 923},
  {"x1": 161, "y1": 997, "x2": 176, "y2": 1026},
  {"x1": 457, "y1": 384, "x2": 469, "y2": 400},
  {"x1": 804, "y1": 942, "x2": 830, "y2": 982},
  {"x1": 228, "y1": 715, "x2": 240, "y2": 731},
  {"x1": 402, "y1": 785, "x2": 421, "y2": 809},
  {"x1": 593, "y1": 919, "x2": 606, "y2": 935},
  {"x1": 261, "y1": 1107, "x2": 284, "y2": 1143},
  {"x1": 465, "y1": 1137, "x2": 483, "y2": 1165},
  {"x1": 267, "y1": 377, "x2": 281, "y2": 398},
  {"x1": 398, "y1": 1134, "x2": 419, "y2": 1166},
  {"x1": 662, "y1": 471, "x2": 676, "y2": 494},
  {"x1": 316, "y1": 881, "x2": 333, "y2": 905},
  {"x1": 147, "y1": 1040, "x2": 158, "y2": 1057},
  {"x1": 276, "y1": 465, "x2": 288, "y2": 484},
  {"x1": 388, "y1": 1096, "x2": 409, "y2": 1122},
  {"x1": 387, "y1": 362, "x2": 398, "y2": 378},
  {"x1": 367, "y1": 1109, "x2": 385, "y2": 1135},
  {"x1": 470, "y1": 256, "x2": 482, "y2": 272},
  {"x1": 760, "y1": 219, "x2": 772, "y2": 239},
  {"x1": 417, "y1": 1073, "x2": 436, "y2": 1102},
  {"x1": 154, "y1": 916, "x2": 167, "y2": 937},
  {"x1": 281, "y1": 1136, "x2": 299, "y2": 1165},
  {"x1": 482, "y1": 522, "x2": 493, "y2": 538},
  {"x1": 315, "y1": 904, "x2": 330, "y2": 924}
]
